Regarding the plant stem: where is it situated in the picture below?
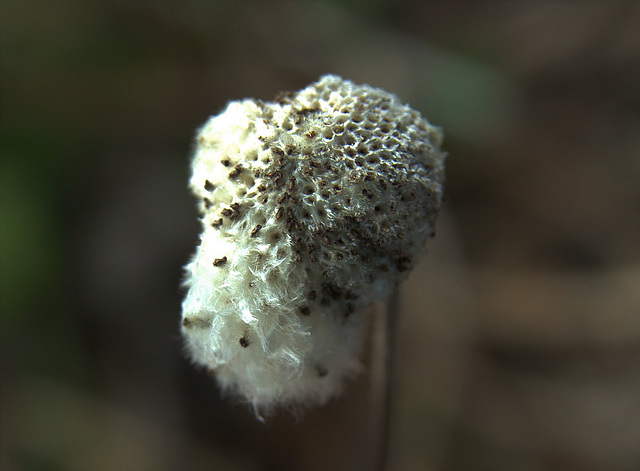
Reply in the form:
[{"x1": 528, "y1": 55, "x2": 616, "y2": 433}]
[{"x1": 370, "y1": 290, "x2": 399, "y2": 471}]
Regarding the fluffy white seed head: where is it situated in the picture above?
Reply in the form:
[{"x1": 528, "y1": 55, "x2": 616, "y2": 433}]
[{"x1": 181, "y1": 75, "x2": 445, "y2": 413}]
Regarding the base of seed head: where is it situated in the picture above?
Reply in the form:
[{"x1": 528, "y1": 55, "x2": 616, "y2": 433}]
[{"x1": 181, "y1": 75, "x2": 445, "y2": 414}]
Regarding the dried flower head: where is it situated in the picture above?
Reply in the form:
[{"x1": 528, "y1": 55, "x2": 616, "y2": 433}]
[{"x1": 181, "y1": 75, "x2": 445, "y2": 413}]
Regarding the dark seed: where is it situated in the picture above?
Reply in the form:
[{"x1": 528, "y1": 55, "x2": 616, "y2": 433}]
[
  {"x1": 228, "y1": 165, "x2": 243, "y2": 179},
  {"x1": 182, "y1": 317, "x2": 209, "y2": 328},
  {"x1": 250, "y1": 225, "x2": 262, "y2": 237},
  {"x1": 213, "y1": 256, "x2": 227, "y2": 267},
  {"x1": 277, "y1": 192, "x2": 289, "y2": 204}
]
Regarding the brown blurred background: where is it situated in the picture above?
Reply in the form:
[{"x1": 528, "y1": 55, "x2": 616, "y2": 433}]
[{"x1": 1, "y1": 1, "x2": 639, "y2": 470}]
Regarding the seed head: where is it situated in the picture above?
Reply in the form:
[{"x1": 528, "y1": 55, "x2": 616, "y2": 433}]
[{"x1": 181, "y1": 75, "x2": 446, "y2": 413}]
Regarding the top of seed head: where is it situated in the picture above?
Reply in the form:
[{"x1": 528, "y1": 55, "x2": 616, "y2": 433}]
[{"x1": 181, "y1": 75, "x2": 445, "y2": 413}]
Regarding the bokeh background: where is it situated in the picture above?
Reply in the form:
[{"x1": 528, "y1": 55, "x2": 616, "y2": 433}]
[{"x1": 1, "y1": 1, "x2": 639, "y2": 470}]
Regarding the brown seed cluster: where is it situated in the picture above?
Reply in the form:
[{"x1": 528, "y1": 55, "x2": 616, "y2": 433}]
[
  {"x1": 181, "y1": 75, "x2": 445, "y2": 410},
  {"x1": 188, "y1": 75, "x2": 444, "y2": 323}
]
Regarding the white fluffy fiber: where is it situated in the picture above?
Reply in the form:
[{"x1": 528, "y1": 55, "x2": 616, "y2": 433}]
[{"x1": 181, "y1": 75, "x2": 445, "y2": 414}]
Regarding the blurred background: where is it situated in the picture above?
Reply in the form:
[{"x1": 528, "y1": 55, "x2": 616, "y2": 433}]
[{"x1": 1, "y1": 1, "x2": 639, "y2": 470}]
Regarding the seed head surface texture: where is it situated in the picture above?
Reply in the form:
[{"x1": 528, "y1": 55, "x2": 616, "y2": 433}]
[{"x1": 181, "y1": 75, "x2": 445, "y2": 414}]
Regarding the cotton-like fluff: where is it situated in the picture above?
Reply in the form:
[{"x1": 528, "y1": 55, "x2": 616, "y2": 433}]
[{"x1": 181, "y1": 75, "x2": 446, "y2": 414}]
